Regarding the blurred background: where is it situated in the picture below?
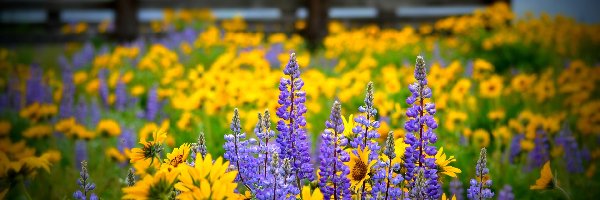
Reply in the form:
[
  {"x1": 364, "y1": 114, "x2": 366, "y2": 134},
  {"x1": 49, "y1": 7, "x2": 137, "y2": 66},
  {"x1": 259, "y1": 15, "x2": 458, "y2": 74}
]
[{"x1": 1, "y1": 0, "x2": 599, "y2": 45}]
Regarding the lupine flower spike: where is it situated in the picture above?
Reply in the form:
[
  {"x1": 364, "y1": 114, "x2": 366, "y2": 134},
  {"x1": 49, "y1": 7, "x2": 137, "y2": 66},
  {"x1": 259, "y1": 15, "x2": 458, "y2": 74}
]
[
  {"x1": 73, "y1": 160, "x2": 98, "y2": 200},
  {"x1": 403, "y1": 56, "x2": 441, "y2": 199},
  {"x1": 276, "y1": 52, "x2": 314, "y2": 190},
  {"x1": 126, "y1": 168, "x2": 136, "y2": 187},
  {"x1": 318, "y1": 101, "x2": 351, "y2": 199},
  {"x1": 467, "y1": 148, "x2": 494, "y2": 200},
  {"x1": 223, "y1": 108, "x2": 257, "y2": 192}
]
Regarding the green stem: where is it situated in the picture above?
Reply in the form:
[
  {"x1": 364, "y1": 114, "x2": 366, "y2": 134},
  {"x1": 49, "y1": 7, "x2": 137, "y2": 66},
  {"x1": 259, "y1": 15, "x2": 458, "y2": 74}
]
[
  {"x1": 19, "y1": 179, "x2": 33, "y2": 200},
  {"x1": 556, "y1": 186, "x2": 571, "y2": 200}
]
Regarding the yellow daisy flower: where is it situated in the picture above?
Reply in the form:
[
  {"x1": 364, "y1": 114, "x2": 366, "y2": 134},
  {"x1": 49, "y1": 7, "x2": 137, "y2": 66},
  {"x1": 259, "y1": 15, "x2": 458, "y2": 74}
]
[
  {"x1": 347, "y1": 147, "x2": 376, "y2": 192},
  {"x1": 132, "y1": 157, "x2": 161, "y2": 177},
  {"x1": 22, "y1": 124, "x2": 53, "y2": 139},
  {"x1": 479, "y1": 75, "x2": 503, "y2": 98},
  {"x1": 106, "y1": 147, "x2": 127, "y2": 163},
  {"x1": 342, "y1": 114, "x2": 356, "y2": 138},
  {"x1": 472, "y1": 129, "x2": 490, "y2": 148},
  {"x1": 301, "y1": 186, "x2": 324, "y2": 200},
  {"x1": 96, "y1": 119, "x2": 121, "y2": 137},
  {"x1": 130, "y1": 129, "x2": 167, "y2": 164},
  {"x1": 122, "y1": 168, "x2": 179, "y2": 200},
  {"x1": 434, "y1": 147, "x2": 462, "y2": 178},
  {"x1": 530, "y1": 161, "x2": 555, "y2": 190},
  {"x1": 162, "y1": 143, "x2": 191, "y2": 171},
  {"x1": 175, "y1": 154, "x2": 240, "y2": 200},
  {"x1": 442, "y1": 193, "x2": 457, "y2": 200}
]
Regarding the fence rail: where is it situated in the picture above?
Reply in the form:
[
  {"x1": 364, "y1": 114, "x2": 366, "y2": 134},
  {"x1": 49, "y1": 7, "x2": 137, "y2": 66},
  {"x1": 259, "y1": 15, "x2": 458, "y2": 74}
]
[{"x1": 0, "y1": 0, "x2": 490, "y2": 44}]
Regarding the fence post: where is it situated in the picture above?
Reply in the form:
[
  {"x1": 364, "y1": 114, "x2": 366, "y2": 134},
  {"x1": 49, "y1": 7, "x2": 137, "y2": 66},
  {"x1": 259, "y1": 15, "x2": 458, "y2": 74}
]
[
  {"x1": 115, "y1": 0, "x2": 139, "y2": 41},
  {"x1": 305, "y1": 0, "x2": 329, "y2": 50}
]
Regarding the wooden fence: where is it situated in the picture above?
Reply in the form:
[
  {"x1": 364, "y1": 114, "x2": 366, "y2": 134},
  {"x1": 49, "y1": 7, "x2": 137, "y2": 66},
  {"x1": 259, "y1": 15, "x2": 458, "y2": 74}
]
[{"x1": 0, "y1": 0, "x2": 494, "y2": 44}]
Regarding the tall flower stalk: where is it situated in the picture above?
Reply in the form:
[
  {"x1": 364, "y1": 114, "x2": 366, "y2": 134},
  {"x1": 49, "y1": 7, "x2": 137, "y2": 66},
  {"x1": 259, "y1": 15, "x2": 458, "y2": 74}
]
[
  {"x1": 223, "y1": 108, "x2": 257, "y2": 192},
  {"x1": 403, "y1": 56, "x2": 441, "y2": 199},
  {"x1": 73, "y1": 161, "x2": 98, "y2": 200},
  {"x1": 275, "y1": 53, "x2": 313, "y2": 189},
  {"x1": 467, "y1": 148, "x2": 494, "y2": 200},
  {"x1": 349, "y1": 82, "x2": 382, "y2": 197},
  {"x1": 319, "y1": 101, "x2": 351, "y2": 199}
]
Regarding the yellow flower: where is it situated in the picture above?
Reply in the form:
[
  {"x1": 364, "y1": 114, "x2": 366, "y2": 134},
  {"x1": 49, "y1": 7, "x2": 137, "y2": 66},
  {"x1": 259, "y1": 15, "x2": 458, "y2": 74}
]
[
  {"x1": 55, "y1": 117, "x2": 76, "y2": 135},
  {"x1": 442, "y1": 193, "x2": 457, "y2": 200},
  {"x1": 162, "y1": 143, "x2": 191, "y2": 171},
  {"x1": 130, "y1": 129, "x2": 167, "y2": 164},
  {"x1": 175, "y1": 154, "x2": 240, "y2": 200},
  {"x1": 73, "y1": 71, "x2": 88, "y2": 85},
  {"x1": 133, "y1": 157, "x2": 161, "y2": 177},
  {"x1": 347, "y1": 147, "x2": 376, "y2": 192},
  {"x1": 40, "y1": 150, "x2": 62, "y2": 163},
  {"x1": 511, "y1": 74, "x2": 536, "y2": 93},
  {"x1": 130, "y1": 85, "x2": 145, "y2": 96},
  {"x1": 301, "y1": 186, "x2": 324, "y2": 200},
  {"x1": 450, "y1": 79, "x2": 471, "y2": 102},
  {"x1": 0, "y1": 121, "x2": 11, "y2": 136},
  {"x1": 434, "y1": 147, "x2": 462, "y2": 178},
  {"x1": 342, "y1": 114, "x2": 356, "y2": 138},
  {"x1": 530, "y1": 161, "x2": 555, "y2": 190},
  {"x1": 445, "y1": 110, "x2": 467, "y2": 132},
  {"x1": 492, "y1": 126, "x2": 511, "y2": 144},
  {"x1": 106, "y1": 147, "x2": 127, "y2": 163},
  {"x1": 479, "y1": 75, "x2": 503, "y2": 98},
  {"x1": 22, "y1": 124, "x2": 53, "y2": 139},
  {"x1": 122, "y1": 168, "x2": 179, "y2": 200},
  {"x1": 176, "y1": 112, "x2": 193, "y2": 130},
  {"x1": 472, "y1": 129, "x2": 490, "y2": 148},
  {"x1": 473, "y1": 59, "x2": 494, "y2": 80},
  {"x1": 97, "y1": 119, "x2": 121, "y2": 137},
  {"x1": 487, "y1": 109, "x2": 505, "y2": 121}
]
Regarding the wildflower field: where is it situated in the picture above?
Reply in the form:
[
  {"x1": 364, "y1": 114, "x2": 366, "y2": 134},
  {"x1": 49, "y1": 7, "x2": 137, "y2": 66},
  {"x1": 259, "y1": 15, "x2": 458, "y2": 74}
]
[{"x1": 1, "y1": 3, "x2": 600, "y2": 200}]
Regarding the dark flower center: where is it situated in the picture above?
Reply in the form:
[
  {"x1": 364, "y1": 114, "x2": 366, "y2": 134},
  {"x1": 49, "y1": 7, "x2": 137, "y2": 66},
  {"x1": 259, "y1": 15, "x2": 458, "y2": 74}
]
[{"x1": 352, "y1": 159, "x2": 368, "y2": 181}]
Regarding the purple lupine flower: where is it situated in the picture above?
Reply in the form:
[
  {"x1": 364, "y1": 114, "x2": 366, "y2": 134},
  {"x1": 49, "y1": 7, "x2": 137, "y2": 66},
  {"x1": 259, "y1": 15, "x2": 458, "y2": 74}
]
[
  {"x1": 450, "y1": 178, "x2": 465, "y2": 200},
  {"x1": 75, "y1": 140, "x2": 88, "y2": 169},
  {"x1": 275, "y1": 53, "x2": 314, "y2": 186},
  {"x1": 403, "y1": 56, "x2": 441, "y2": 199},
  {"x1": 409, "y1": 168, "x2": 429, "y2": 199},
  {"x1": 256, "y1": 110, "x2": 277, "y2": 180},
  {"x1": 8, "y1": 77, "x2": 22, "y2": 110},
  {"x1": 508, "y1": 134, "x2": 524, "y2": 164},
  {"x1": 59, "y1": 61, "x2": 75, "y2": 119},
  {"x1": 349, "y1": 81, "x2": 381, "y2": 159},
  {"x1": 89, "y1": 99, "x2": 101, "y2": 127},
  {"x1": 318, "y1": 101, "x2": 351, "y2": 199},
  {"x1": 527, "y1": 129, "x2": 550, "y2": 170},
  {"x1": 498, "y1": 185, "x2": 514, "y2": 200},
  {"x1": 555, "y1": 124, "x2": 584, "y2": 173},
  {"x1": 118, "y1": 127, "x2": 136, "y2": 152},
  {"x1": 25, "y1": 63, "x2": 47, "y2": 105},
  {"x1": 194, "y1": 131, "x2": 208, "y2": 160},
  {"x1": 223, "y1": 108, "x2": 259, "y2": 192},
  {"x1": 114, "y1": 76, "x2": 127, "y2": 111},
  {"x1": 75, "y1": 97, "x2": 89, "y2": 125},
  {"x1": 266, "y1": 43, "x2": 283, "y2": 67},
  {"x1": 72, "y1": 42, "x2": 95, "y2": 70},
  {"x1": 376, "y1": 131, "x2": 404, "y2": 200},
  {"x1": 146, "y1": 85, "x2": 158, "y2": 121},
  {"x1": 98, "y1": 69, "x2": 110, "y2": 108},
  {"x1": 73, "y1": 160, "x2": 98, "y2": 200},
  {"x1": 465, "y1": 60, "x2": 474, "y2": 77},
  {"x1": 467, "y1": 148, "x2": 494, "y2": 200},
  {"x1": 348, "y1": 82, "x2": 384, "y2": 198}
]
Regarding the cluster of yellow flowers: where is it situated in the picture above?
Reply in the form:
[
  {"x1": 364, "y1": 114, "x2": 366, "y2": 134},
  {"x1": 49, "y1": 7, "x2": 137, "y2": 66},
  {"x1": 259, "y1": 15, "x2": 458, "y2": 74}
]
[
  {"x1": 124, "y1": 129, "x2": 242, "y2": 199},
  {"x1": 0, "y1": 122, "x2": 61, "y2": 199}
]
